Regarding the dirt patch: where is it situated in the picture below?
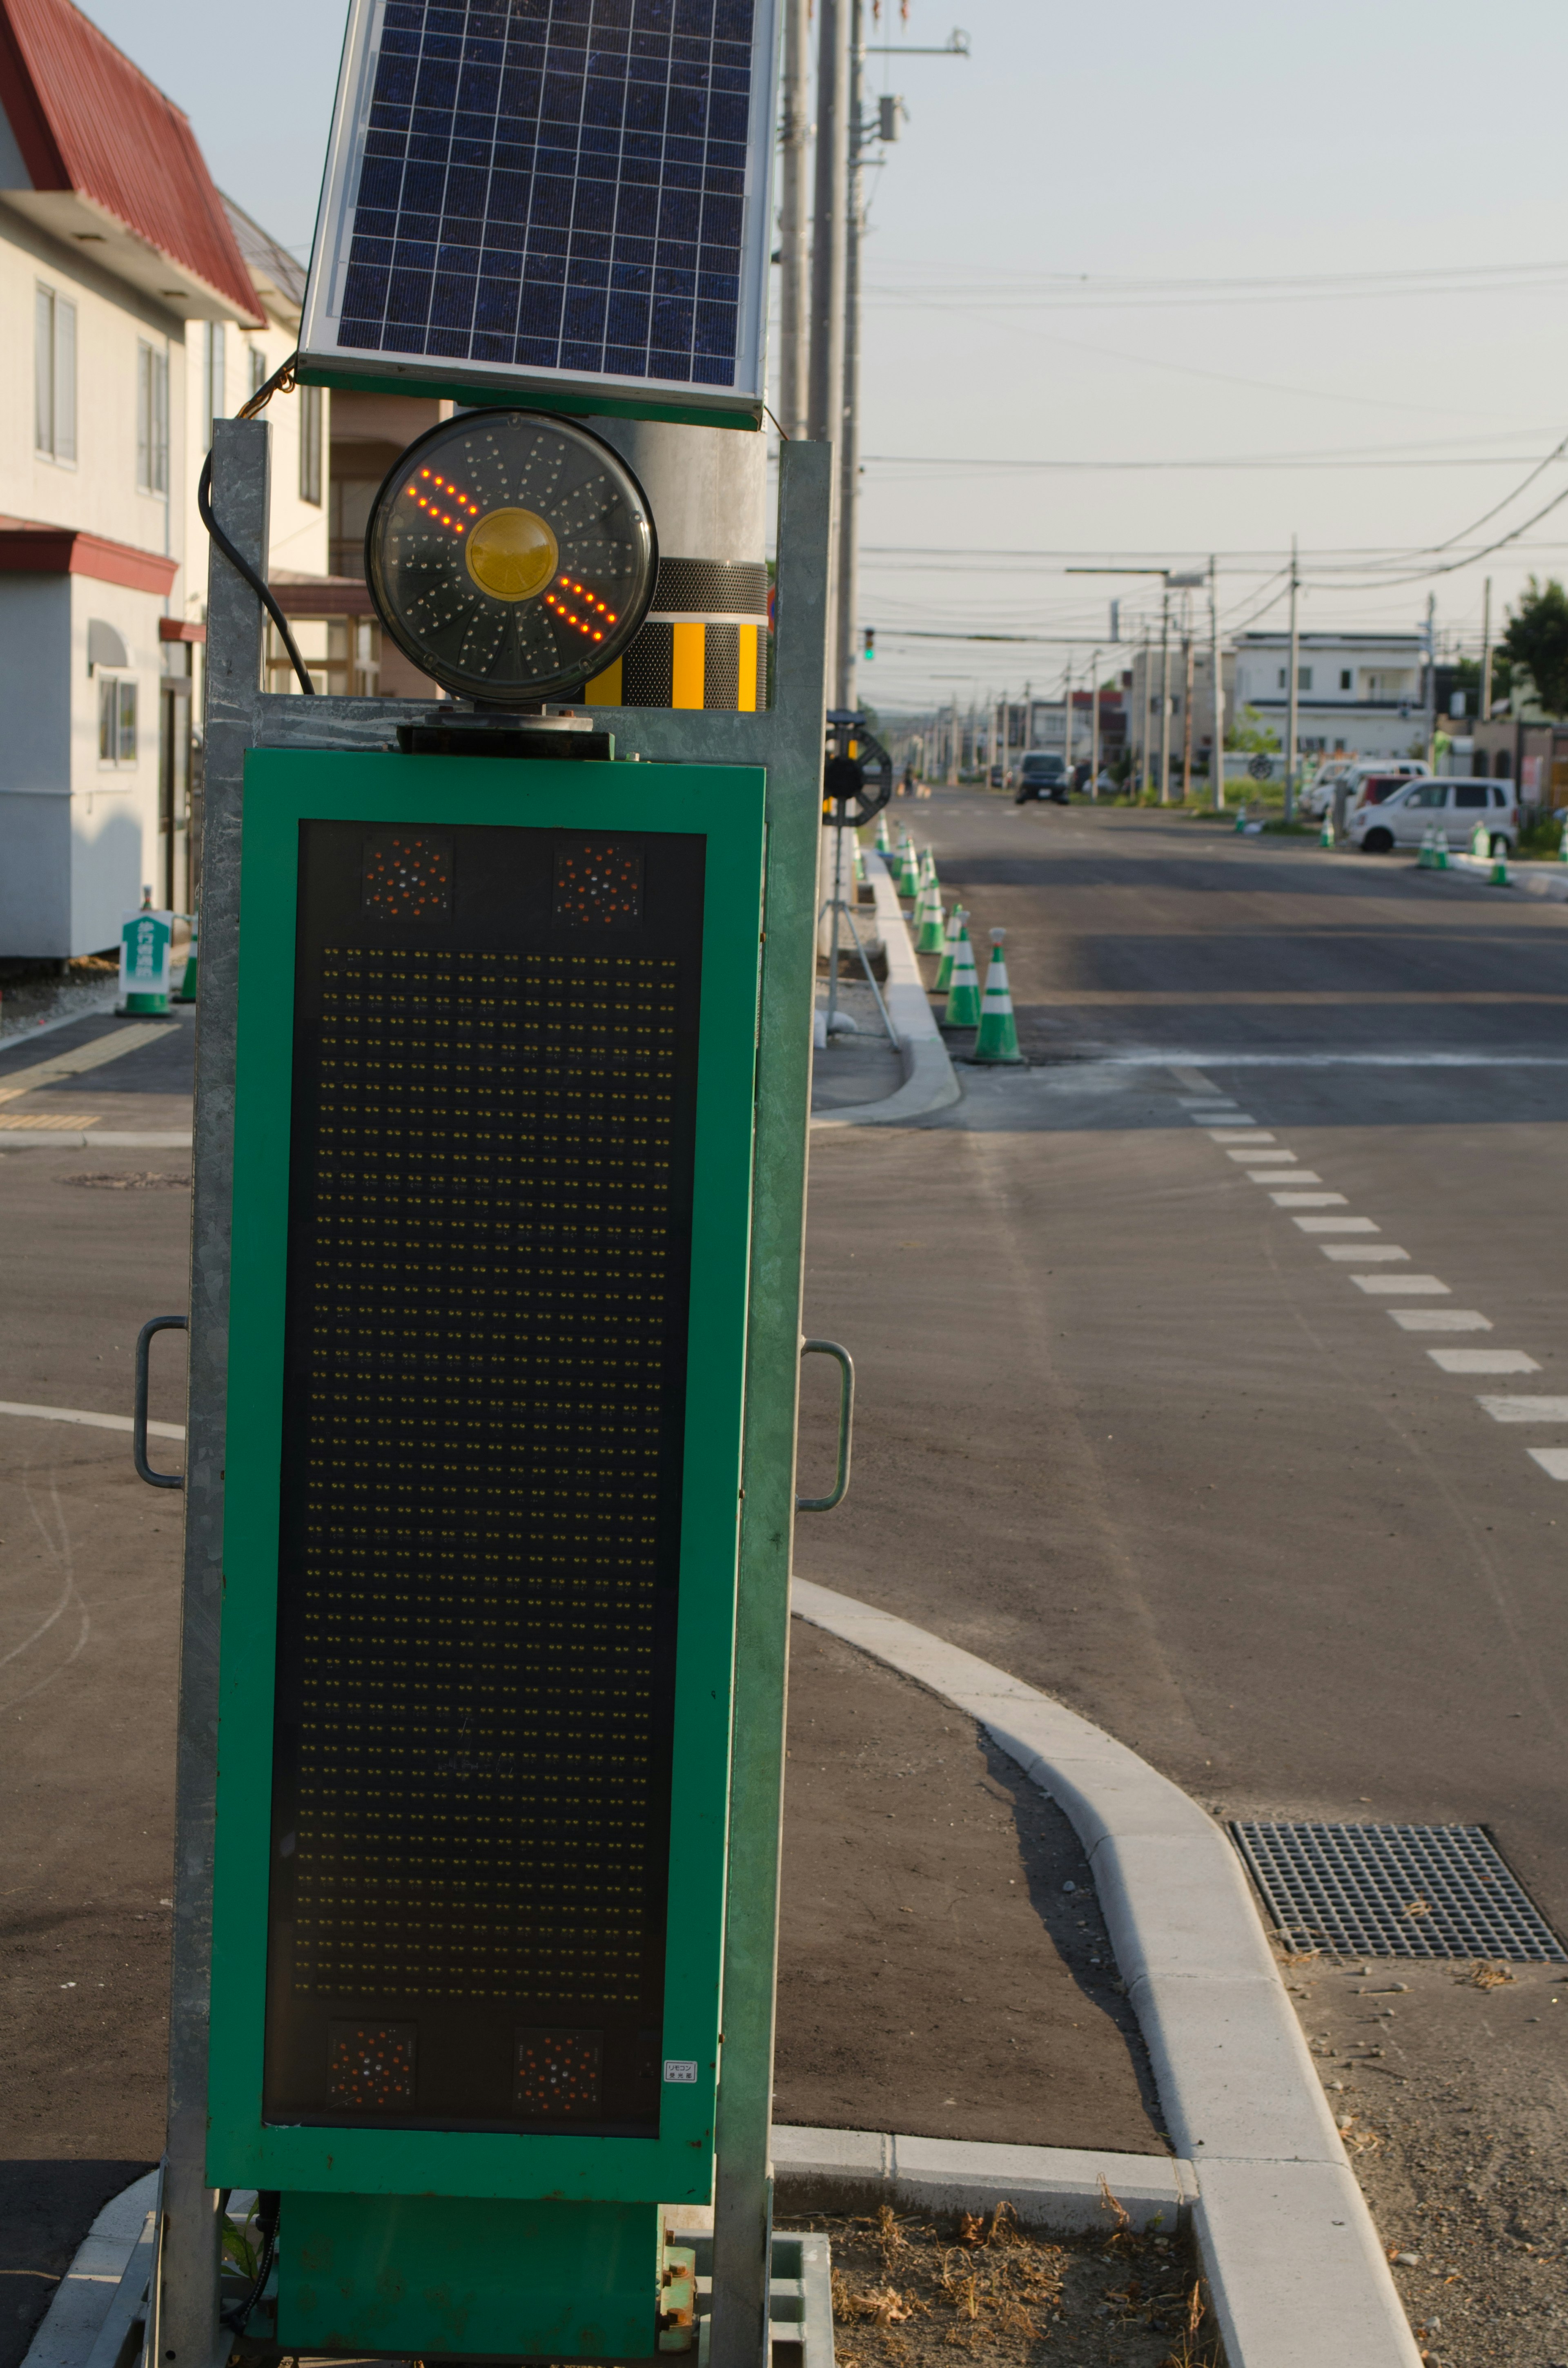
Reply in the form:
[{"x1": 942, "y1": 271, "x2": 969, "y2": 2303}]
[
  {"x1": 793, "y1": 2202, "x2": 1222, "y2": 2368},
  {"x1": 777, "y1": 1619, "x2": 1166, "y2": 2152},
  {"x1": 1281, "y1": 1953, "x2": 1568, "y2": 2365}
]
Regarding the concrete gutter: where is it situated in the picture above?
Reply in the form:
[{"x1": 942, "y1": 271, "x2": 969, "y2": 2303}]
[
  {"x1": 811, "y1": 851, "x2": 960, "y2": 1128},
  {"x1": 771, "y1": 2125, "x2": 1196, "y2": 2235},
  {"x1": 792, "y1": 1576, "x2": 1421, "y2": 2368},
  {"x1": 0, "y1": 1131, "x2": 192, "y2": 1148}
]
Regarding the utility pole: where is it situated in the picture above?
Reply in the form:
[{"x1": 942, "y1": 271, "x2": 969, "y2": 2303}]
[
  {"x1": 1209, "y1": 556, "x2": 1224, "y2": 810},
  {"x1": 1062, "y1": 654, "x2": 1072, "y2": 785},
  {"x1": 1139, "y1": 630, "x2": 1150, "y2": 794},
  {"x1": 1285, "y1": 535, "x2": 1300, "y2": 824},
  {"x1": 1424, "y1": 592, "x2": 1437, "y2": 767},
  {"x1": 807, "y1": 0, "x2": 847, "y2": 620},
  {"x1": 834, "y1": 0, "x2": 865, "y2": 710},
  {"x1": 1480, "y1": 575, "x2": 1494, "y2": 738},
  {"x1": 1089, "y1": 646, "x2": 1101, "y2": 798},
  {"x1": 1158, "y1": 585, "x2": 1172, "y2": 804},
  {"x1": 776, "y1": 0, "x2": 811, "y2": 441},
  {"x1": 1181, "y1": 619, "x2": 1194, "y2": 801}
]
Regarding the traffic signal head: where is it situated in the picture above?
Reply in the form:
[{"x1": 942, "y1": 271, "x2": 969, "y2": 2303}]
[{"x1": 862, "y1": 627, "x2": 875, "y2": 660}]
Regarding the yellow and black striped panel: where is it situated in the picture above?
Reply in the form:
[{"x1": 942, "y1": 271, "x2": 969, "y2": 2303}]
[{"x1": 586, "y1": 556, "x2": 769, "y2": 712}]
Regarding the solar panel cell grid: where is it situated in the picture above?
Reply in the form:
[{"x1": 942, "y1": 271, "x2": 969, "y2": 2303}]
[{"x1": 335, "y1": 0, "x2": 755, "y2": 386}]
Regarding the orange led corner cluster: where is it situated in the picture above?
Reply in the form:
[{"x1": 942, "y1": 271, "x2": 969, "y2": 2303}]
[
  {"x1": 404, "y1": 468, "x2": 482, "y2": 535},
  {"x1": 544, "y1": 575, "x2": 619, "y2": 642}
]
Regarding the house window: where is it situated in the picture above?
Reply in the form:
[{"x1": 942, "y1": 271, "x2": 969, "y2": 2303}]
[
  {"x1": 1339, "y1": 669, "x2": 1352, "y2": 691},
  {"x1": 249, "y1": 347, "x2": 267, "y2": 397},
  {"x1": 136, "y1": 342, "x2": 169, "y2": 494},
  {"x1": 299, "y1": 383, "x2": 323, "y2": 505},
  {"x1": 98, "y1": 677, "x2": 138, "y2": 765},
  {"x1": 35, "y1": 284, "x2": 76, "y2": 464},
  {"x1": 1277, "y1": 668, "x2": 1287, "y2": 690},
  {"x1": 202, "y1": 322, "x2": 226, "y2": 448},
  {"x1": 1299, "y1": 667, "x2": 1313, "y2": 691}
]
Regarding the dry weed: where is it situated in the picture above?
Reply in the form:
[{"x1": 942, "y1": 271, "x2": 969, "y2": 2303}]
[{"x1": 1459, "y1": 1960, "x2": 1515, "y2": 1990}]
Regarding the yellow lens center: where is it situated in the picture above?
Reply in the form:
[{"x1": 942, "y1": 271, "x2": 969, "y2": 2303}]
[{"x1": 465, "y1": 507, "x2": 559, "y2": 601}]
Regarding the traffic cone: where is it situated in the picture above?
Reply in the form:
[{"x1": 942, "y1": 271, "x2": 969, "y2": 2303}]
[
  {"x1": 1319, "y1": 809, "x2": 1334, "y2": 848},
  {"x1": 176, "y1": 914, "x2": 199, "y2": 1002},
  {"x1": 875, "y1": 814, "x2": 893, "y2": 863},
  {"x1": 972, "y1": 930, "x2": 1025, "y2": 1063},
  {"x1": 916, "y1": 872, "x2": 946, "y2": 953},
  {"x1": 898, "y1": 838, "x2": 922, "y2": 903},
  {"x1": 1470, "y1": 818, "x2": 1488, "y2": 860},
  {"x1": 1491, "y1": 843, "x2": 1509, "y2": 886},
  {"x1": 942, "y1": 917, "x2": 981, "y2": 1028},
  {"x1": 935, "y1": 903, "x2": 965, "y2": 992},
  {"x1": 1557, "y1": 809, "x2": 1568, "y2": 863},
  {"x1": 1434, "y1": 829, "x2": 1449, "y2": 870},
  {"x1": 1233, "y1": 801, "x2": 1248, "y2": 835}
]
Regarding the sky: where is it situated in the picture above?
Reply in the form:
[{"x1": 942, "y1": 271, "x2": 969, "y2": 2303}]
[{"x1": 79, "y1": 0, "x2": 1568, "y2": 714}]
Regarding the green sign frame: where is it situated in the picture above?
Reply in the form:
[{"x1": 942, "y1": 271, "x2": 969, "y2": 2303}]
[{"x1": 206, "y1": 749, "x2": 767, "y2": 2204}]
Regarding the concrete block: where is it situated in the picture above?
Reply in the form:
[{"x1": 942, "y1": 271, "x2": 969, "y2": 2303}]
[
  {"x1": 768, "y1": 2126, "x2": 1195, "y2": 2237},
  {"x1": 1194, "y1": 2158, "x2": 1423, "y2": 2368}
]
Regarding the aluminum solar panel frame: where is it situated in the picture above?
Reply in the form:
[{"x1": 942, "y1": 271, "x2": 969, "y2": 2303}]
[{"x1": 297, "y1": 0, "x2": 779, "y2": 424}]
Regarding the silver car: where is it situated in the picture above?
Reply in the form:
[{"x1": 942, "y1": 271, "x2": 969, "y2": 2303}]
[{"x1": 1350, "y1": 777, "x2": 1517, "y2": 856}]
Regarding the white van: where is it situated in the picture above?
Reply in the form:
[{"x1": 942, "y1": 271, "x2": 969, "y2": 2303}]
[{"x1": 1349, "y1": 778, "x2": 1517, "y2": 856}]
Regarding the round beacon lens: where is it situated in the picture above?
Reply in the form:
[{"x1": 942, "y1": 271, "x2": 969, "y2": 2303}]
[{"x1": 365, "y1": 412, "x2": 657, "y2": 705}]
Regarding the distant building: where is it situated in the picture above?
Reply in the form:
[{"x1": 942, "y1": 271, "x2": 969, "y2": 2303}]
[
  {"x1": 0, "y1": 0, "x2": 326, "y2": 958},
  {"x1": 1230, "y1": 631, "x2": 1428, "y2": 765}
]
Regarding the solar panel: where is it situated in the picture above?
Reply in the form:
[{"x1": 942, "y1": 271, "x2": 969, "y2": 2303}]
[{"x1": 298, "y1": 0, "x2": 778, "y2": 420}]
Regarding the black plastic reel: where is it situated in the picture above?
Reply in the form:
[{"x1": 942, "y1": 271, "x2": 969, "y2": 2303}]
[{"x1": 822, "y1": 709, "x2": 893, "y2": 828}]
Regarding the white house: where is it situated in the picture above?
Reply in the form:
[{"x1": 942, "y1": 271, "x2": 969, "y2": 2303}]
[
  {"x1": 1231, "y1": 631, "x2": 1428, "y2": 765},
  {"x1": 0, "y1": 0, "x2": 327, "y2": 957}
]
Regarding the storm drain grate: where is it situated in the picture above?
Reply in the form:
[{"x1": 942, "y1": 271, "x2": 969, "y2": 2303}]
[{"x1": 1231, "y1": 1821, "x2": 1566, "y2": 1961}]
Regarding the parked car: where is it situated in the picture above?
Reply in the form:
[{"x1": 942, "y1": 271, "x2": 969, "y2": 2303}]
[
  {"x1": 1015, "y1": 750, "x2": 1068, "y2": 803},
  {"x1": 1342, "y1": 759, "x2": 1430, "y2": 818},
  {"x1": 1349, "y1": 778, "x2": 1517, "y2": 856},
  {"x1": 1301, "y1": 759, "x2": 1356, "y2": 820}
]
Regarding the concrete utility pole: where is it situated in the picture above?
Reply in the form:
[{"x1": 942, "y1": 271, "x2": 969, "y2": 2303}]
[
  {"x1": 1285, "y1": 535, "x2": 1300, "y2": 824},
  {"x1": 1210, "y1": 555, "x2": 1224, "y2": 810},
  {"x1": 1158, "y1": 586, "x2": 1172, "y2": 804},
  {"x1": 1089, "y1": 646, "x2": 1101, "y2": 798},
  {"x1": 1480, "y1": 575, "x2": 1494, "y2": 736},
  {"x1": 1424, "y1": 592, "x2": 1437, "y2": 765},
  {"x1": 1181, "y1": 620, "x2": 1194, "y2": 800},
  {"x1": 776, "y1": 0, "x2": 812, "y2": 441},
  {"x1": 1062, "y1": 654, "x2": 1072, "y2": 784},
  {"x1": 807, "y1": 0, "x2": 847, "y2": 615},
  {"x1": 834, "y1": 0, "x2": 865, "y2": 710}
]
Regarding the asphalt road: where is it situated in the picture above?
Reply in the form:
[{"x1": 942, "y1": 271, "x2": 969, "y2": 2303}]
[{"x1": 801, "y1": 797, "x2": 1568, "y2": 1936}]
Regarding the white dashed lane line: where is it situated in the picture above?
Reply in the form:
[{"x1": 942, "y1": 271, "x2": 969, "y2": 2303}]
[
  {"x1": 1390, "y1": 1309, "x2": 1492, "y2": 1331},
  {"x1": 1428, "y1": 1349, "x2": 1540, "y2": 1374},
  {"x1": 1184, "y1": 1071, "x2": 1568, "y2": 1480}
]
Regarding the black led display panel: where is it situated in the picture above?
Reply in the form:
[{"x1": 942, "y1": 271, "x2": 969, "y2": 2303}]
[
  {"x1": 262, "y1": 820, "x2": 706, "y2": 2135},
  {"x1": 303, "y1": 0, "x2": 773, "y2": 402}
]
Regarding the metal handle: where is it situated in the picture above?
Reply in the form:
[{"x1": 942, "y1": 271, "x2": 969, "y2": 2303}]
[
  {"x1": 134, "y1": 1316, "x2": 187, "y2": 1489},
  {"x1": 797, "y1": 1338, "x2": 854, "y2": 1512}
]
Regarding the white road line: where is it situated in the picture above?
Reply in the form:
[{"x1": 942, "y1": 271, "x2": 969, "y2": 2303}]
[
  {"x1": 1294, "y1": 1215, "x2": 1379, "y2": 1233},
  {"x1": 1527, "y1": 1448, "x2": 1568, "y2": 1480},
  {"x1": 1227, "y1": 1148, "x2": 1295, "y2": 1163},
  {"x1": 1167, "y1": 1065, "x2": 1221, "y2": 1090},
  {"x1": 1249, "y1": 1168, "x2": 1321, "y2": 1183},
  {"x1": 1208, "y1": 1129, "x2": 1275, "y2": 1144},
  {"x1": 1477, "y1": 1396, "x2": 1568, "y2": 1422},
  {"x1": 1192, "y1": 1113, "x2": 1256, "y2": 1125},
  {"x1": 1321, "y1": 1244, "x2": 1408, "y2": 1261},
  {"x1": 1352, "y1": 1274, "x2": 1450, "y2": 1295},
  {"x1": 1271, "y1": 1190, "x2": 1344, "y2": 1206},
  {"x1": 1390, "y1": 1310, "x2": 1492, "y2": 1331},
  {"x1": 0, "y1": 1400, "x2": 185, "y2": 1440},
  {"x1": 1428, "y1": 1349, "x2": 1540, "y2": 1375}
]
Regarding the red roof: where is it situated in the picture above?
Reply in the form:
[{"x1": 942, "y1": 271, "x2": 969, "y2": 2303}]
[
  {"x1": 0, "y1": 0, "x2": 261, "y2": 322},
  {"x1": 0, "y1": 513, "x2": 179, "y2": 593}
]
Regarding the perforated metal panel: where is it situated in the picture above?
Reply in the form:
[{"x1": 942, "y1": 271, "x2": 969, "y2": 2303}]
[
  {"x1": 262, "y1": 819, "x2": 706, "y2": 2134},
  {"x1": 1232, "y1": 1821, "x2": 1565, "y2": 1962}
]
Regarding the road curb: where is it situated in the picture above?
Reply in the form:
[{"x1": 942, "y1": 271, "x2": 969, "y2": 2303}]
[
  {"x1": 0, "y1": 1130, "x2": 192, "y2": 1148},
  {"x1": 811, "y1": 852, "x2": 960, "y2": 1128},
  {"x1": 791, "y1": 1577, "x2": 1421, "y2": 2368},
  {"x1": 771, "y1": 2124, "x2": 1196, "y2": 2234},
  {"x1": 21, "y1": 2171, "x2": 158, "y2": 2368}
]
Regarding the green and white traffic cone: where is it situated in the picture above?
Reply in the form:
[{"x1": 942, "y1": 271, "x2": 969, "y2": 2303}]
[
  {"x1": 875, "y1": 813, "x2": 893, "y2": 863},
  {"x1": 1319, "y1": 809, "x2": 1334, "y2": 848},
  {"x1": 972, "y1": 929, "x2": 1025, "y2": 1063},
  {"x1": 1558, "y1": 810, "x2": 1568, "y2": 864},
  {"x1": 916, "y1": 872, "x2": 947, "y2": 954},
  {"x1": 1491, "y1": 843, "x2": 1509, "y2": 886},
  {"x1": 943, "y1": 917, "x2": 982, "y2": 1028},
  {"x1": 1417, "y1": 822, "x2": 1431, "y2": 870},
  {"x1": 898, "y1": 838, "x2": 922, "y2": 903},
  {"x1": 1470, "y1": 818, "x2": 1488, "y2": 861},
  {"x1": 1434, "y1": 829, "x2": 1449, "y2": 870},
  {"x1": 1233, "y1": 801, "x2": 1248, "y2": 834},
  {"x1": 176, "y1": 913, "x2": 199, "y2": 1002},
  {"x1": 935, "y1": 903, "x2": 965, "y2": 992}
]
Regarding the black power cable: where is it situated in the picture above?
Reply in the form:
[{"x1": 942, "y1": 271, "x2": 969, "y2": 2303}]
[
  {"x1": 197, "y1": 352, "x2": 317, "y2": 696},
  {"x1": 220, "y1": 2190, "x2": 281, "y2": 2334}
]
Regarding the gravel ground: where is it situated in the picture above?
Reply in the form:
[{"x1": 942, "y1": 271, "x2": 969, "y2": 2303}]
[
  {"x1": 791, "y1": 2203, "x2": 1222, "y2": 2368},
  {"x1": 1281, "y1": 1953, "x2": 1568, "y2": 2365}
]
